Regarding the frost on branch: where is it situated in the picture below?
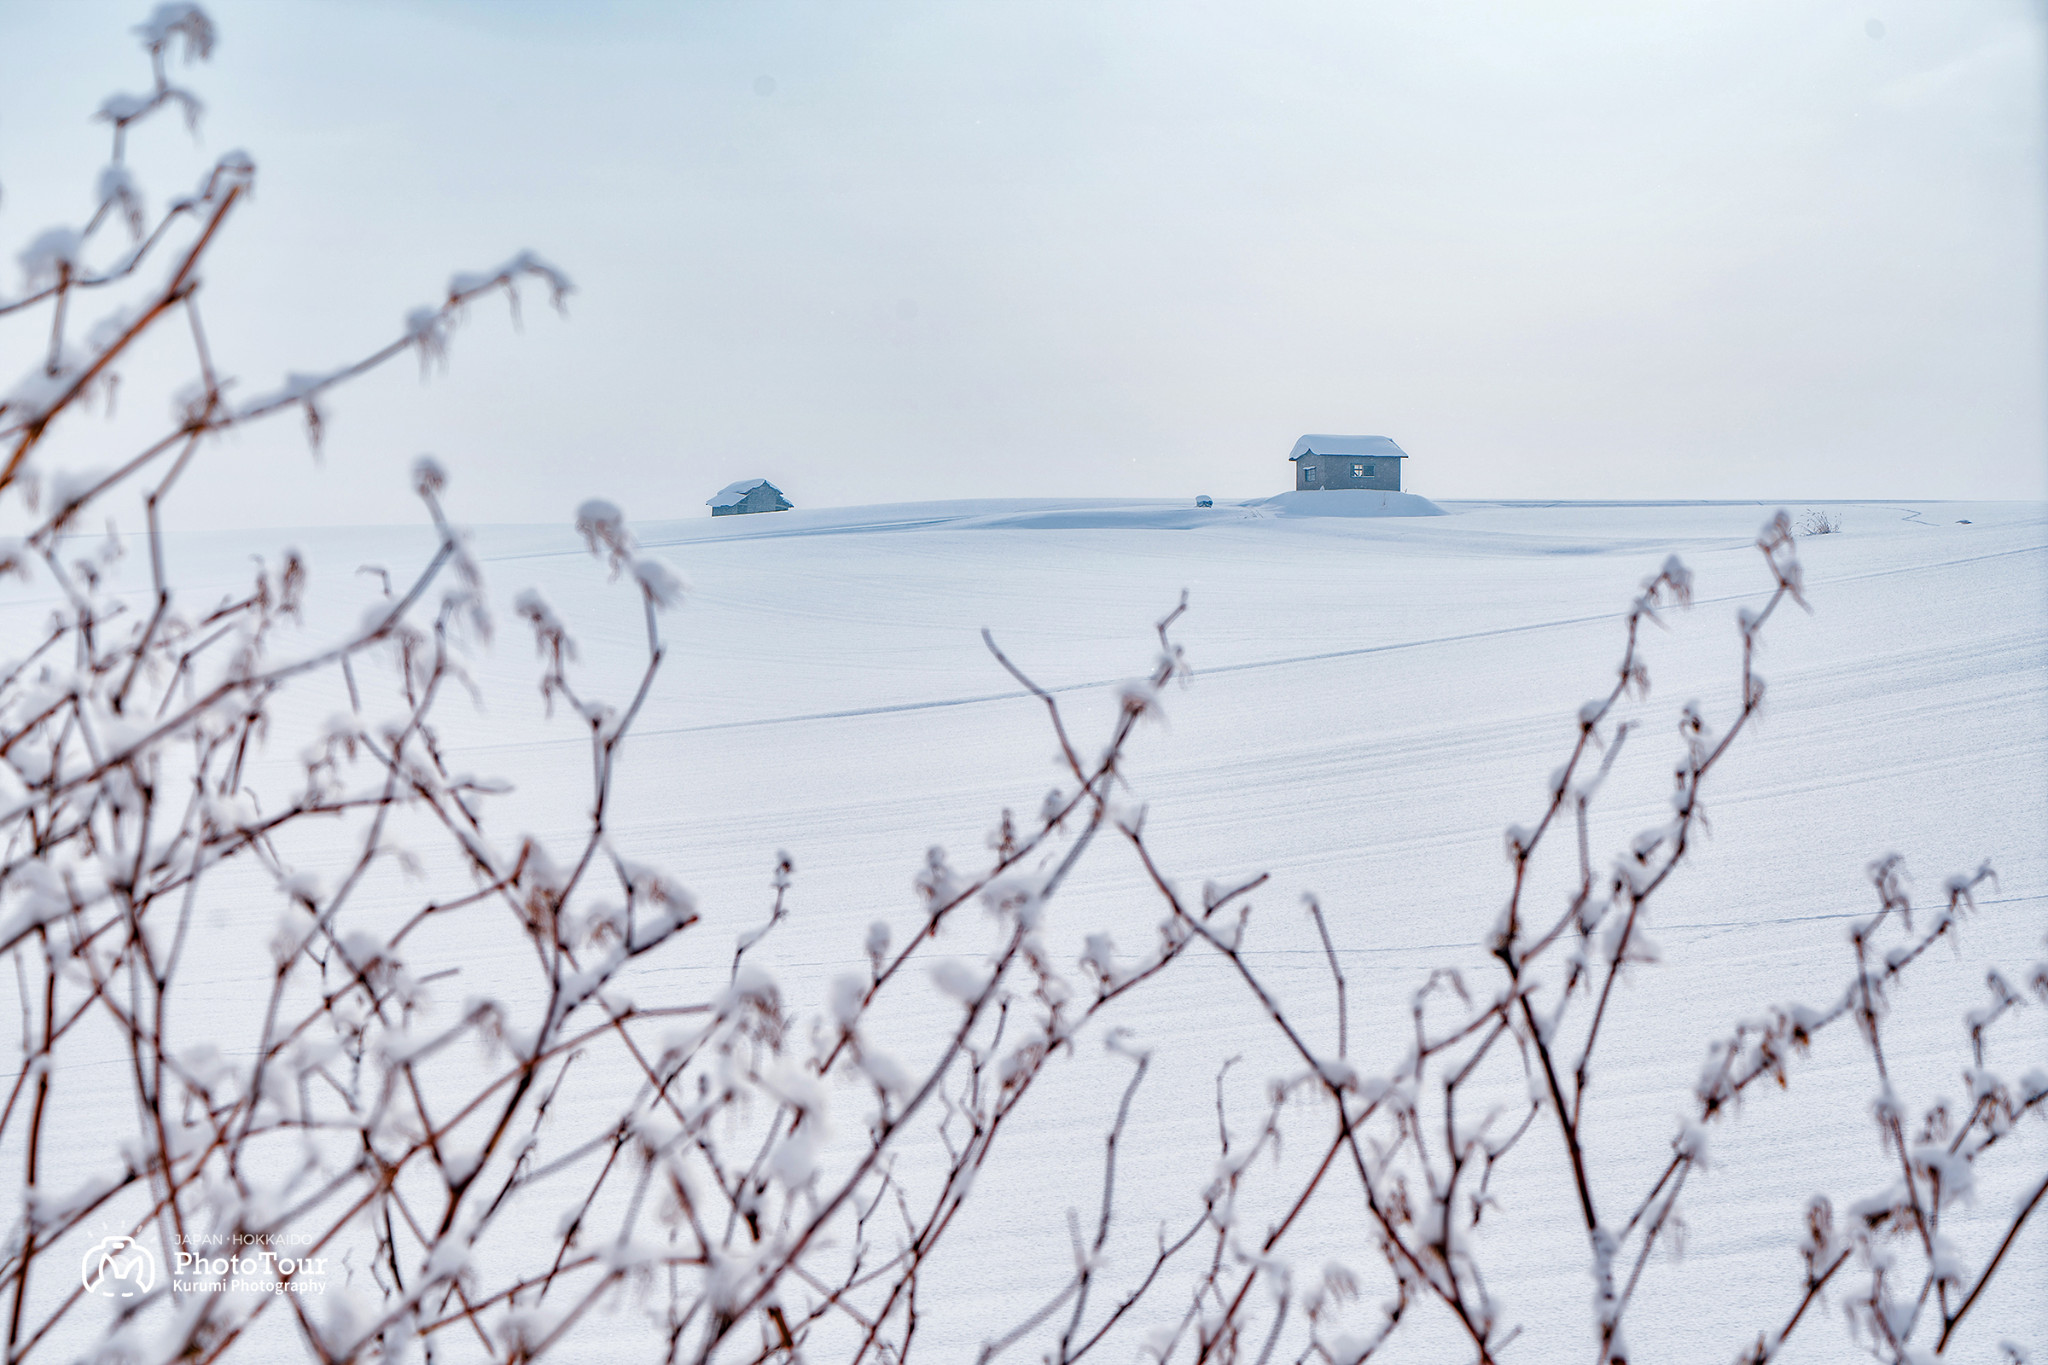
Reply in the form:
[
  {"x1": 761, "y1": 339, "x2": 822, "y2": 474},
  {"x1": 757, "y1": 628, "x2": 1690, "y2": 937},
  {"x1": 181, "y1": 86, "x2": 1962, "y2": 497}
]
[
  {"x1": 574, "y1": 496, "x2": 632, "y2": 570},
  {"x1": 134, "y1": 2, "x2": 216, "y2": 63}
]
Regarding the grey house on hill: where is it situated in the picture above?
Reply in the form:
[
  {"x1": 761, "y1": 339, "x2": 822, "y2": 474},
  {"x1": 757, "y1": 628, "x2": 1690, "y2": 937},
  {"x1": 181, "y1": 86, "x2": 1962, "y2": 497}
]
[
  {"x1": 707, "y1": 479, "x2": 792, "y2": 516},
  {"x1": 1290, "y1": 435, "x2": 1406, "y2": 491}
]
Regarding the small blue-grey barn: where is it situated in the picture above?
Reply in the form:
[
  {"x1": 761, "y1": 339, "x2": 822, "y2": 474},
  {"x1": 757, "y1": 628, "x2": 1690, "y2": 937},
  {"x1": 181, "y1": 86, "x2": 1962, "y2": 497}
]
[
  {"x1": 707, "y1": 479, "x2": 793, "y2": 516},
  {"x1": 1290, "y1": 436, "x2": 1407, "y2": 491}
]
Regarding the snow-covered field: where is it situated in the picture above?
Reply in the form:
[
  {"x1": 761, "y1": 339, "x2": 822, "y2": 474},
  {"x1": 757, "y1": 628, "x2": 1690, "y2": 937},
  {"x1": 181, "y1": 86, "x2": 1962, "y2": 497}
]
[{"x1": 10, "y1": 494, "x2": 2046, "y2": 1360}]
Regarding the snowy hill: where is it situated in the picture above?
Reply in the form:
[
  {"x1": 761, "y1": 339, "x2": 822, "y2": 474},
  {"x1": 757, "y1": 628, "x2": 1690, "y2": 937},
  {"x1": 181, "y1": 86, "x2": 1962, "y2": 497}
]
[{"x1": 9, "y1": 496, "x2": 2044, "y2": 1360}]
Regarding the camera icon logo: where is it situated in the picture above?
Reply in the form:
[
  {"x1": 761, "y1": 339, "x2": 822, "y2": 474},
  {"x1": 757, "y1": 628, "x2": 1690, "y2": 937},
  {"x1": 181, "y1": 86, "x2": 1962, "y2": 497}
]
[{"x1": 81, "y1": 1235, "x2": 155, "y2": 1298}]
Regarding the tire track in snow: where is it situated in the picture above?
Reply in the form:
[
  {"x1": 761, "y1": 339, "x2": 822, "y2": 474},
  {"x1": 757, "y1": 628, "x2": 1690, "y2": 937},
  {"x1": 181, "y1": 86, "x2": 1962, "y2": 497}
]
[
  {"x1": 568, "y1": 542, "x2": 2048, "y2": 737},
  {"x1": 595, "y1": 893, "x2": 2048, "y2": 983},
  {"x1": 441, "y1": 539, "x2": 2045, "y2": 752}
]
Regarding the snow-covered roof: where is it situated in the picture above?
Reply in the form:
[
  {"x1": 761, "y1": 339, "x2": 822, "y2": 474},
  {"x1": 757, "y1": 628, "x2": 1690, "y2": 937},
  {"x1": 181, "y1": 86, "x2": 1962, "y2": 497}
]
[
  {"x1": 706, "y1": 478, "x2": 775, "y2": 508},
  {"x1": 1288, "y1": 435, "x2": 1407, "y2": 461}
]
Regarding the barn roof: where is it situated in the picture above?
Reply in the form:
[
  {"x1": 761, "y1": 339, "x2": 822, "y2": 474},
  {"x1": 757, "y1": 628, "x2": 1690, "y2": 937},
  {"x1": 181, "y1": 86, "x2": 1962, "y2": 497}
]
[
  {"x1": 706, "y1": 478, "x2": 777, "y2": 508},
  {"x1": 1288, "y1": 435, "x2": 1407, "y2": 461}
]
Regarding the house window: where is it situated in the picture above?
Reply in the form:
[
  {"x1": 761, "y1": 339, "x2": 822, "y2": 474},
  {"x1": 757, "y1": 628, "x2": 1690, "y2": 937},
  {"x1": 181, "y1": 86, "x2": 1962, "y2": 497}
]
[
  {"x1": 1302, "y1": 464, "x2": 1317, "y2": 481},
  {"x1": 1352, "y1": 463, "x2": 1366, "y2": 477}
]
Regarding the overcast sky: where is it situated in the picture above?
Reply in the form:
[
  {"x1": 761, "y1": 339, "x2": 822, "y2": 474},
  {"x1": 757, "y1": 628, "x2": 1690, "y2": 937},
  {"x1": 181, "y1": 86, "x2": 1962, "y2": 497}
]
[{"x1": 2, "y1": 0, "x2": 2043, "y2": 527}]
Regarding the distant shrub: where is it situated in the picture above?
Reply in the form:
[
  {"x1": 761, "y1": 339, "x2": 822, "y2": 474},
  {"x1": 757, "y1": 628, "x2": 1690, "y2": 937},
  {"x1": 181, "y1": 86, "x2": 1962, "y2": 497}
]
[{"x1": 1799, "y1": 508, "x2": 1842, "y2": 535}]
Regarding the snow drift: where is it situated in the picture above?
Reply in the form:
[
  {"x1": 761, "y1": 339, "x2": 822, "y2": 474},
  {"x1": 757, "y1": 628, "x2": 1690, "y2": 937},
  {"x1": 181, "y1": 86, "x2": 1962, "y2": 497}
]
[{"x1": 1256, "y1": 488, "x2": 1447, "y2": 517}]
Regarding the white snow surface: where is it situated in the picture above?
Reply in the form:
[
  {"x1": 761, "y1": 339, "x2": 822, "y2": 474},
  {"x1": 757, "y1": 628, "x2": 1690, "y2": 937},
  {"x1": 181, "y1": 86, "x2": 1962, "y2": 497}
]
[
  {"x1": 6, "y1": 495, "x2": 2045, "y2": 1360},
  {"x1": 1258, "y1": 488, "x2": 1443, "y2": 517}
]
